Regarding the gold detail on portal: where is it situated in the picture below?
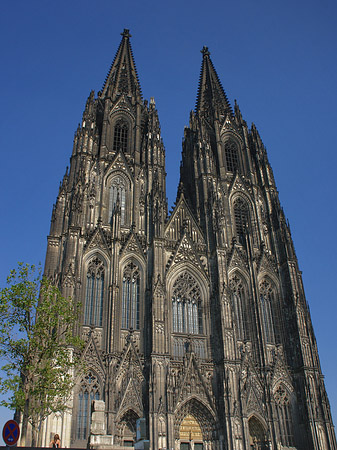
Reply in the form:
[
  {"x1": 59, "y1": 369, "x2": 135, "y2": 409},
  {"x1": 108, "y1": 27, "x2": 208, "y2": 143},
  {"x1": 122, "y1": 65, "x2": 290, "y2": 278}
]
[{"x1": 180, "y1": 415, "x2": 203, "y2": 440}]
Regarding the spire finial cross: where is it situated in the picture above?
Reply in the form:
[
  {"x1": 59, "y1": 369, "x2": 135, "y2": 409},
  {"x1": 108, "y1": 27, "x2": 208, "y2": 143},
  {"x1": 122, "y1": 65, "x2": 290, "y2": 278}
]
[
  {"x1": 201, "y1": 46, "x2": 210, "y2": 57},
  {"x1": 121, "y1": 28, "x2": 131, "y2": 38}
]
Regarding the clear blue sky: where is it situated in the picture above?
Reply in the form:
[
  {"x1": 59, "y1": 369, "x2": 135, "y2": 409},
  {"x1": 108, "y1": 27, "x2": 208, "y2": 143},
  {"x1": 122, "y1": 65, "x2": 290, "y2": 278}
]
[{"x1": 0, "y1": 0, "x2": 336, "y2": 441}]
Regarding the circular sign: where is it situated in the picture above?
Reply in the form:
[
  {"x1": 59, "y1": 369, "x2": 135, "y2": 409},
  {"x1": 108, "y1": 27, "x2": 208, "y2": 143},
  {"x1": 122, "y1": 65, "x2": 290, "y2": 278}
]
[{"x1": 2, "y1": 420, "x2": 20, "y2": 446}]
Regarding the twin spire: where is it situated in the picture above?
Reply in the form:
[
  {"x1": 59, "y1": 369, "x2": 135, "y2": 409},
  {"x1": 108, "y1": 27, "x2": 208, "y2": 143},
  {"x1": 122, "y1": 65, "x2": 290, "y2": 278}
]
[
  {"x1": 100, "y1": 29, "x2": 142, "y2": 100},
  {"x1": 196, "y1": 46, "x2": 233, "y2": 118},
  {"x1": 101, "y1": 30, "x2": 232, "y2": 118}
]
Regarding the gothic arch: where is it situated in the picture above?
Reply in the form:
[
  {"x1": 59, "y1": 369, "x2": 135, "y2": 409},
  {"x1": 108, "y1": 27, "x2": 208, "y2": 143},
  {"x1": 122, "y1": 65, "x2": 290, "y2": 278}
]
[
  {"x1": 230, "y1": 193, "x2": 258, "y2": 246},
  {"x1": 118, "y1": 257, "x2": 145, "y2": 331},
  {"x1": 257, "y1": 272, "x2": 280, "y2": 292},
  {"x1": 109, "y1": 111, "x2": 134, "y2": 154},
  {"x1": 258, "y1": 275, "x2": 282, "y2": 344},
  {"x1": 120, "y1": 254, "x2": 145, "y2": 281},
  {"x1": 227, "y1": 265, "x2": 250, "y2": 283},
  {"x1": 228, "y1": 271, "x2": 250, "y2": 341},
  {"x1": 115, "y1": 408, "x2": 140, "y2": 446},
  {"x1": 74, "y1": 369, "x2": 103, "y2": 443},
  {"x1": 82, "y1": 253, "x2": 108, "y2": 328},
  {"x1": 174, "y1": 397, "x2": 216, "y2": 441},
  {"x1": 220, "y1": 130, "x2": 244, "y2": 170},
  {"x1": 83, "y1": 248, "x2": 110, "y2": 267},
  {"x1": 272, "y1": 383, "x2": 295, "y2": 447},
  {"x1": 167, "y1": 262, "x2": 209, "y2": 300},
  {"x1": 229, "y1": 190, "x2": 252, "y2": 207},
  {"x1": 220, "y1": 128, "x2": 243, "y2": 146},
  {"x1": 104, "y1": 170, "x2": 132, "y2": 226},
  {"x1": 247, "y1": 415, "x2": 269, "y2": 450},
  {"x1": 272, "y1": 376, "x2": 293, "y2": 396},
  {"x1": 109, "y1": 108, "x2": 135, "y2": 127},
  {"x1": 105, "y1": 167, "x2": 133, "y2": 189},
  {"x1": 223, "y1": 139, "x2": 240, "y2": 173},
  {"x1": 168, "y1": 266, "x2": 209, "y2": 337}
]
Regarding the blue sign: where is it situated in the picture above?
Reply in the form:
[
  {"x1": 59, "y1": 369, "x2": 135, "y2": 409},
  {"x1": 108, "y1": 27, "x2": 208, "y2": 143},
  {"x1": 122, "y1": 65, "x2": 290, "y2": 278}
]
[{"x1": 2, "y1": 420, "x2": 20, "y2": 446}]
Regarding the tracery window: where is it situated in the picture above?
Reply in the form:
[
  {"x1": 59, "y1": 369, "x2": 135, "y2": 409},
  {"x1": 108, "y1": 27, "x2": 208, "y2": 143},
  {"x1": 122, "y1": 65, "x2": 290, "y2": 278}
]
[
  {"x1": 224, "y1": 140, "x2": 239, "y2": 172},
  {"x1": 84, "y1": 257, "x2": 104, "y2": 327},
  {"x1": 113, "y1": 119, "x2": 128, "y2": 153},
  {"x1": 173, "y1": 337, "x2": 206, "y2": 359},
  {"x1": 260, "y1": 280, "x2": 275, "y2": 344},
  {"x1": 109, "y1": 176, "x2": 127, "y2": 225},
  {"x1": 76, "y1": 372, "x2": 101, "y2": 441},
  {"x1": 229, "y1": 274, "x2": 246, "y2": 340},
  {"x1": 122, "y1": 262, "x2": 140, "y2": 330},
  {"x1": 172, "y1": 272, "x2": 203, "y2": 334},
  {"x1": 274, "y1": 385, "x2": 294, "y2": 447},
  {"x1": 233, "y1": 197, "x2": 249, "y2": 245}
]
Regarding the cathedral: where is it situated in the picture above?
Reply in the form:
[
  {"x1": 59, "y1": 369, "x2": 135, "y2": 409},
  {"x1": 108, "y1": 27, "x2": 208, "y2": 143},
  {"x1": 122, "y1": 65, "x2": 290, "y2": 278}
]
[{"x1": 38, "y1": 29, "x2": 336, "y2": 449}]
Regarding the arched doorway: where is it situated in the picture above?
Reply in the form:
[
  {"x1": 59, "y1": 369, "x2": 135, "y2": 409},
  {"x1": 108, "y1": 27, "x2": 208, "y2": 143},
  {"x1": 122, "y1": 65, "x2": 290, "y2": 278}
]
[
  {"x1": 248, "y1": 416, "x2": 268, "y2": 450},
  {"x1": 117, "y1": 410, "x2": 139, "y2": 447},
  {"x1": 174, "y1": 397, "x2": 216, "y2": 450},
  {"x1": 179, "y1": 415, "x2": 203, "y2": 450}
]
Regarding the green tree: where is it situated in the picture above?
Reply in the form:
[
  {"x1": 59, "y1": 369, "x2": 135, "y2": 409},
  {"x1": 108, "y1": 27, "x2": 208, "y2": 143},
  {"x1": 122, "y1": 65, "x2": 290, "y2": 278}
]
[{"x1": 0, "y1": 263, "x2": 84, "y2": 446}]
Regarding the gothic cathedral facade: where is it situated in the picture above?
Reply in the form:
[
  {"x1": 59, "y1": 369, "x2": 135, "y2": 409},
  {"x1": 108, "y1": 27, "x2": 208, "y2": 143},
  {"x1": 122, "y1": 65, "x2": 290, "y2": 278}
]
[{"x1": 40, "y1": 30, "x2": 336, "y2": 450}]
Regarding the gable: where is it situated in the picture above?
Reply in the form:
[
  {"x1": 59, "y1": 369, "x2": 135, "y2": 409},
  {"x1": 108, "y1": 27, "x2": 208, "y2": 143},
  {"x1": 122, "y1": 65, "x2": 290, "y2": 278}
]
[
  {"x1": 104, "y1": 150, "x2": 134, "y2": 183},
  {"x1": 165, "y1": 195, "x2": 205, "y2": 247},
  {"x1": 84, "y1": 226, "x2": 111, "y2": 257}
]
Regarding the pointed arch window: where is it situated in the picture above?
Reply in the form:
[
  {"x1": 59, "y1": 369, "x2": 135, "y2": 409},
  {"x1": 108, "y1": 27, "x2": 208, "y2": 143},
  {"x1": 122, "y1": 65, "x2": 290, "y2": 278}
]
[
  {"x1": 122, "y1": 262, "x2": 140, "y2": 330},
  {"x1": 76, "y1": 372, "x2": 101, "y2": 441},
  {"x1": 274, "y1": 385, "x2": 294, "y2": 447},
  {"x1": 84, "y1": 257, "x2": 104, "y2": 327},
  {"x1": 224, "y1": 140, "x2": 239, "y2": 172},
  {"x1": 109, "y1": 176, "x2": 127, "y2": 225},
  {"x1": 229, "y1": 274, "x2": 246, "y2": 340},
  {"x1": 233, "y1": 197, "x2": 249, "y2": 245},
  {"x1": 260, "y1": 280, "x2": 275, "y2": 344},
  {"x1": 113, "y1": 119, "x2": 128, "y2": 153},
  {"x1": 172, "y1": 272, "x2": 203, "y2": 334}
]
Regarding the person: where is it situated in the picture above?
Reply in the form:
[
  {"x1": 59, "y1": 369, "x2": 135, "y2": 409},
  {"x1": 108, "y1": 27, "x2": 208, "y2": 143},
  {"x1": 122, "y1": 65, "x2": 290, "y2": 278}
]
[{"x1": 49, "y1": 434, "x2": 61, "y2": 448}]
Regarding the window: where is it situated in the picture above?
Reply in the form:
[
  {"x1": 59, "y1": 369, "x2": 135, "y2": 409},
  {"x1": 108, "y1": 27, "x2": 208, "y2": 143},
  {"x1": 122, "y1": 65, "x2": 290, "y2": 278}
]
[
  {"x1": 84, "y1": 257, "x2": 104, "y2": 327},
  {"x1": 109, "y1": 176, "x2": 127, "y2": 225},
  {"x1": 77, "y1": 372, "x2": 101, "y2": 441},
  {"x1": 172, "y1": 272, "x2": 203, "y2": 334},
  {"x1": 122, "y1": 262, "x2": 140, "y2": 330},
  {"x1": 173, "y1": 337, "x2": 206, "y2": 359},
  {"x1": 224, "y1": 140, "x2": 239, "y2": 172},
  {"x1": 229, "y1": 275, "x2": 246, "y2": 340},
  {"x1": 260, "y1": 280, "x2": 275, "y2": 344},
  {"x1": 113, "y1": 120, "x2": 128, "y2": 153},
  {"x1": 233, "y1": 197, "x2": 249, "y2": 245},
  {"x1": 274, "y1": 386, "x2": 294, "y2": 447}
]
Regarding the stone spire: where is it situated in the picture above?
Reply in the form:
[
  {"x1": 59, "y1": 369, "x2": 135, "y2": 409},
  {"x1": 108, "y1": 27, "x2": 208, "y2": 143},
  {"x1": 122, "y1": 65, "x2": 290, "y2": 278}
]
[
  {"x1": 195, "y1": 46, "x2": 233, "y2": 119},
  {"x1": 100, "y1": 28, "x2": 142, "y2": 101}
]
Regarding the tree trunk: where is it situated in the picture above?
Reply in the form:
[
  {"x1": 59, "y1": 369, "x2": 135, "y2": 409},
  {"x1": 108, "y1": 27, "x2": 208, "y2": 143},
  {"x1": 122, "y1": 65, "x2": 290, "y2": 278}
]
[
  {"x1": 31, "y1": 422, "x2": 38, "y2": 448},
  {"x1": 20, "y1": 397, "x2": 30, "y2": 446}
]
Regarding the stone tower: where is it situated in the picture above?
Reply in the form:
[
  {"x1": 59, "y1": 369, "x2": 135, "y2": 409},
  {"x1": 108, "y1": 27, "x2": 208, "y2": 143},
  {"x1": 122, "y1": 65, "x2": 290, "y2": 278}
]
[{"x1": 39, "y1": 30, "x2": 336, "y2": 450}]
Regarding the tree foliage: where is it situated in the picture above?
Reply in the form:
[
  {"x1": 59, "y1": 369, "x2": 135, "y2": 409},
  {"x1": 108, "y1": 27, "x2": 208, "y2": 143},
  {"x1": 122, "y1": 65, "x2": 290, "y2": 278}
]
[{"x1": 0, "y1": 263, "x2": 84, "y2": 446}]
